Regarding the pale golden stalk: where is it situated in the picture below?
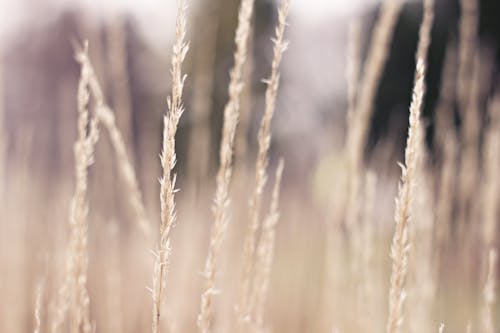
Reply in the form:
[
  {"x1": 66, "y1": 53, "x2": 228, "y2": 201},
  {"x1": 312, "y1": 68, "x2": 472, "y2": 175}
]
[
  {"x1": 250, "y1": 159, "x2": 284, "y2": 331},
  {"x1": 345, "y1": 0, "x2": 402, "y2": 175},
  {"x1": 344, "y1": 0, "x2": 401, "y2": 237},
  {"x1": 387, "y1": 59, "x2": 424, "y2": 333},
  {"x1": 439, "y1": 323, "x2": 445, "y2": 333},
  {"x1": 386, "y1": 59, "x2": 426, "y2": 333},
  {"x1": 239, "y1": 0, "x2": 289, "y2": 323},
  {"x1": 52, "y1": 42, "x2": 98, "y2": 333},
  {"x1": 407, "y1": 5, "x2": 435, "y2": 332},
  {"x1": 152, "y1": 2, "x2": 189, "y2": 333},
  {"x1": 482, "y1": 92, "x2": 500, "y2": 246},
  {"x1": 341, "y1": 19, "x2": 362, "y2": 233},
  {"x1": 387, "y1": 0, "x2": 434, "y2": 329},
  {"x1": 76, "y1": 43, "x2": 151, "y2": 237},
  {"x1": 235, "y1": 22, "x2": 255, "y2": 169},
  {"x1": 197, "y1": 0, "x2": 255, "y2": 331},
  {"x1": 482, "y1": 249, "x2": 498, "y2": 333}
]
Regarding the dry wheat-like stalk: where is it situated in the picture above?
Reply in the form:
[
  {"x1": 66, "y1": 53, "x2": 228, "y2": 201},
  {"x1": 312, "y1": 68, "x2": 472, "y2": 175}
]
[
  {"x1": 239, "y1": 0, "x2": 289, "y2": 324},
  {"x1": 386, "y1": 59, "x2": 426, "y2": 333},
  {"x1": 197, "y1": 0, "x2": 255, "y2": 332},
  {"x1": 343, "y1": 0, "x2": 401, "y2": 236},
  {"x1": 345, "y1": 0, "x2": 401, "y2": 174},
  {"x1": 482, "y1": 92, "x2": 500, "y2": 246},
  {"x1": 386, "y1": 0, "x2": 434, "y2": 329},
  {"x1": 407, "y1": 3, "x2": 435, "y2": 332},
  {"x1": 336, "y1": 20, "x2": 362, "y2": 234},
  {"x1": 52, "y1": 42, "x2": 98, "y2": 333},
  {"x1": 482, "y1": 249, "x2": 498, "y2": 333},
  {"x1": 76, "y1": 44, "x2": 151, "y2": 237},
  {"x1": 151, "y1": 2, "x2": 189, "y2": 332},
  {"x1": 250, "y1": 159, "x2": 284, "y2": 332}
]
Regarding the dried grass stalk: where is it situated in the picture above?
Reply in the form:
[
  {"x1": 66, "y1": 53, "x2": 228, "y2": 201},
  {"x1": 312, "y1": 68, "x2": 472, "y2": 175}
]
[
  {"x1": 52, "y1": 42, "x2": 98, "y2": 333},
  {"x1": 345, "y1": 0, "x2": 402, "y2": 174},
  {"x1": 76, "y1": 43, "x2": 151, "y2": 237},
  {"x1": 482, "y1": 249, "x2": 498, "y2": 333},
  {"x1": 387, "y1": 60, "x2": 428, "y2": 333},
  {"x1": 387, "y1": 0, "x2": 434, "y2": 329},
  {"x1": 239, "y1": 0, "x2": 289, "y2": 323},
  {"x1": 344, "y1": 0, "x2": 402, "y2": 234},
  {"x1": 250, "y1": 159, "x2": 284, "y2": 332},
  {"x1": 197, "y1": 0, "x2": 255, "y2": 331},
  {"x1": 152, "y1": 1, "x2": 189, "y2": 332},
  {"x1": 482, "y1": 92, "x2": 500, "y2": 246}
]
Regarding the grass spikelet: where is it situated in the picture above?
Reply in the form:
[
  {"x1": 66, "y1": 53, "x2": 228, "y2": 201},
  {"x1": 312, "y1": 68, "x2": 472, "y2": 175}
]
[
  {"x1": 197, "y1": 0, "x2": 255, "y2": 331},
  {"x1": 151, "y1": 1, "x2": 189, "y2": 332},
  {"x1": 239, "y1": 0, "x2": 289, "y2": 323}
]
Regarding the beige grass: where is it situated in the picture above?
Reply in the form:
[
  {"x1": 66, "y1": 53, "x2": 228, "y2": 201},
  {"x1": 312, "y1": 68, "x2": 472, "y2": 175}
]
[
  {"x1": 482, "y1": 91, "x2": 500, "y2": 247},
  {"x1": 386, "y1": 0, "x2": 434, "y2": 329},
  {"x1": 197, "y1": 0, "x2": 255, "y2": 332},
  {"x1": 386, "y1": 57, "x2": 425, "y2": 333},
  {"x1": 345, "y1": 0, "x2": 402, "y2": 174},
  {"x1": 239, "y1": 0, "x2": 290, "y2": 325},
  {"x1": 52, "y1": 42, "x2": 99, "y2": 333},
  {"x1": 250, "y1": 159, "x2": 285, "y2": 332},
  {"x1": 73, "y1": 43, "x2": 151, "y2": 237},
  {"x1": 152, "y1": 1, "x2": 189, "y2": 332}
]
